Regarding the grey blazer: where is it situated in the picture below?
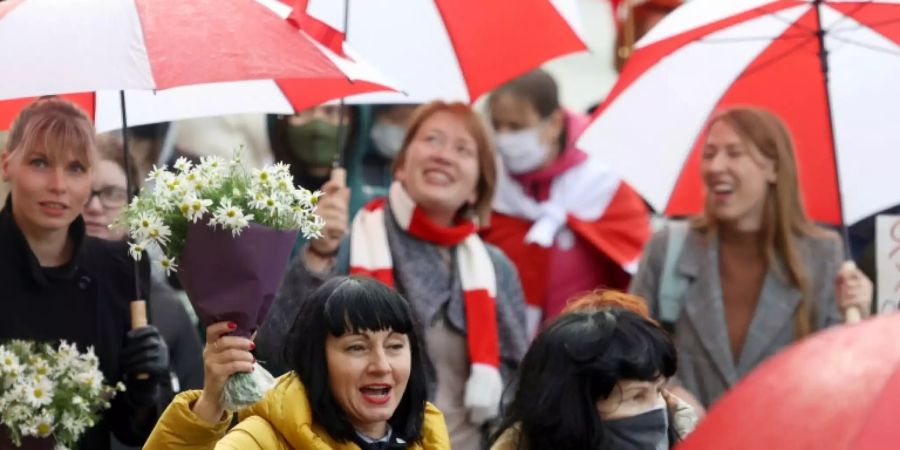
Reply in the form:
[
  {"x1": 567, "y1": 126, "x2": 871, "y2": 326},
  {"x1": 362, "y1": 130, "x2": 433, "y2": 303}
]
[{"x1": 630, "y1": 226, "x2": 843, "y2": 407}]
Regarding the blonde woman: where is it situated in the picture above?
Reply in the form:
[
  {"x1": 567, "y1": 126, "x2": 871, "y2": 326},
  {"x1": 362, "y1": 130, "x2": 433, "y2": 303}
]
[{"x1": 0, "y1": 98, "x2": 168, "y2": 449}]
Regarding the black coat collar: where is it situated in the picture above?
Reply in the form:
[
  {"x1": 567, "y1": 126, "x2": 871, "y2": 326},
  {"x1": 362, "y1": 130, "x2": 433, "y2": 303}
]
[{"x1": 0, "y1": 195, "x2": 87, "y2": 288}]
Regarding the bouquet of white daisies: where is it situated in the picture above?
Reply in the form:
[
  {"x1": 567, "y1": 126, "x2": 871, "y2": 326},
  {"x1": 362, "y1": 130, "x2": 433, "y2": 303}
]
[
  {"x1": 118, "y1": 153, "x2": 324, "y2": 409},
  {"x1": 0, "y1": 340, "x2": 123, "y2": 449}
]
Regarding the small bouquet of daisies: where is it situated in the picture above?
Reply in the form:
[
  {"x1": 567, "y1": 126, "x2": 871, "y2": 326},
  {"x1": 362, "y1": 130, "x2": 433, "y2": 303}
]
[{"x1": 0, "y1": 340, "x2": 124, "y2": 450}]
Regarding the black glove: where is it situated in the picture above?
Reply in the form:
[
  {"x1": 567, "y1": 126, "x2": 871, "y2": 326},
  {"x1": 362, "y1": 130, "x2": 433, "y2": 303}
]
[{"x1": 120, "y1": 326, "x2": 170, "y2": 406}]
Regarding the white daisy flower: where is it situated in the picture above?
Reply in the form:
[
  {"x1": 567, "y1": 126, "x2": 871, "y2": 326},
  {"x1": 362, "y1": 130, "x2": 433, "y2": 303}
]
[
  {"x1": 131, "y1": 213, "x2": 162, "y2": 241},
  {"x1": 213, "y1": 199, "x2": 254, "y2": 237},
  {"x1": 29, "y1": 411, "x2": 55, "y2": 438},
  {"x1": 146, "y1": 165, "x2": 169, "y2": 184},
  {"x1": 159, "y1": 256, "x2": 178, "y2": 276},
  {"x1": 25, "y1": 377, "x2": 55, "y2": 408},
  {"x1": 75, "y1": 369, "x2": 104, "y2": 395},
  {"x1": 173, "y1": 156, "x2": 193, "y2": 173},
  {"x1": 0, "y1": 347, "x2": 21, "y2": 375},
  {"x1": 128, "y1": 241, "x2": 149, "y2": 261},
  {"x1": 146, "y1": 222, "x2": 172, "y2": 245},
  {"x1": 179, "y1": 194, "x2": 212, "y2": 223},
  {"x1": 252, "y1": 168, "x2": 273, "y2": 187}
]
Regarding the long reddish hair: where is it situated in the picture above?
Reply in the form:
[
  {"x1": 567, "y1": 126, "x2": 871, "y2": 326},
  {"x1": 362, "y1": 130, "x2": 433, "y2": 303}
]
[{"x1": 696, "y1": 107, "x2": 823, "y2": 338}]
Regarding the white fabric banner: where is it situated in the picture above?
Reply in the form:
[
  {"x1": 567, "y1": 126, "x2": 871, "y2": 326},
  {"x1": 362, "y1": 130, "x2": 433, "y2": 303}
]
[{"x1": 875, "y1": 215, "x2": 900, "y2": 314}]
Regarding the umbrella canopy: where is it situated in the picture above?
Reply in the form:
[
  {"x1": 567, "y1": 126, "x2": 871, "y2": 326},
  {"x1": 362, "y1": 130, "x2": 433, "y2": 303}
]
[
  {"x1": 293, "y1": 0, "x2": 587, "y2": 103},
  {"x1": 0, "y1": 0, "x2": 395, "y2": 131},
  {"x1": 679, "y1": 313, "x2": 900, "y2": 449},
  {"x1": 577, "y1": 0, "x2": 900, "y2": 226}
]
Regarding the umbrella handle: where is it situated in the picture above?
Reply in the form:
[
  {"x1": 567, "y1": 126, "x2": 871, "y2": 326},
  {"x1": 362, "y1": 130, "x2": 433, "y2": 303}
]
[
  {"x1": 330, "y1": 166, "x2": 346, "y2": 188},
  {"x1": 130, "y1": 300, "x2": 151, "y2": 380},
  {"x1": 840, "y1": 261, "x2": 862, "y2": 324}
]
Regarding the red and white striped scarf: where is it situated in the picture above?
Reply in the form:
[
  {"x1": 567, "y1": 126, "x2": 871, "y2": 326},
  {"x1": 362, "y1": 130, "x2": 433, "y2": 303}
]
[{"x1": 350, "y1": 181, "x2": 503, "y2": 423}]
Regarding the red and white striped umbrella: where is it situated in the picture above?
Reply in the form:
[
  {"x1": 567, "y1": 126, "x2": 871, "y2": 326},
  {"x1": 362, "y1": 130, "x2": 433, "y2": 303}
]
[
  {"x1": 0, "y1": 0, "x2": 394, "y2": 131},
  {"x1": 294, "y1": 0, "x2": 587, "y2": 103},
  {"x1": 578, "y1": 0, "x2": 900, "y2": 226}
]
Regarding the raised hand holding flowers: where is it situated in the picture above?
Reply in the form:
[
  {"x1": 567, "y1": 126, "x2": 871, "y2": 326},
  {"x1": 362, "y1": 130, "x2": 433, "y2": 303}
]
[{"x1": 118, "y1": 153, "x2": 324, "y2": 410}]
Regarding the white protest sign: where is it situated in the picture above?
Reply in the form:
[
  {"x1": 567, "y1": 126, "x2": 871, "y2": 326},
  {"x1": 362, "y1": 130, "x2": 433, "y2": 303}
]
[{"x1": 875, "y1": 215, "x2": 900, "y2": 314}]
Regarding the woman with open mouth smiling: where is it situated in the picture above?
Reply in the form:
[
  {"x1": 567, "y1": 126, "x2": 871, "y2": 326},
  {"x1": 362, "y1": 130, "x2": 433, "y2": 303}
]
[
  {"x1": 630, "y1": 107, "x2": 873, "y2": 410},
  {"x1": 256, "y1": 101, "x2": 528, "y2": 450},
  {"x1": 145, "y1": 276, "x2": 450, "y2": 449}
]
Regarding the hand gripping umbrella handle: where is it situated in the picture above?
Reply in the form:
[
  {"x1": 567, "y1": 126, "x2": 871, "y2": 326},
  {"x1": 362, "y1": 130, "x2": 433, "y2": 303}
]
[
  {"x1": 840, "y1": 261, "x2": 862, "y2": 324},
  {"x1": 130, "y1": 300, "x2": 151, "y2": 380}
]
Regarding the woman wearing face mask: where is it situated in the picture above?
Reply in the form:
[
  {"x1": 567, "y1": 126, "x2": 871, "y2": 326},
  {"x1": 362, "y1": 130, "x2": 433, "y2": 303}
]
[
  {"x1": 0, "y1": 97, "x2": 168, "y2": 449},
  {"x1": 630, "y1": 107, "x2": 873, "y2": 408},
  {"x1": 144, "y1": 276, "x2": 451, "y2": 449},
  {"x1": 269, "y1": 105, "x2": 351, "y2": 191},
  {"x1": 257, "y1": 101, "x2": 528, "y2": 450},
  {"x1": 491, "y1": 300, "x2": 691, "y2": 450},
  {"x1": 348, "y1": 104, "x2": 420, "y2": 216},
  {"x1": 83, "y1": 134, "x2": 205, "y2": 417},
  {"x1": 482, "y1": 69, "x2": 651, "y2": 337}
]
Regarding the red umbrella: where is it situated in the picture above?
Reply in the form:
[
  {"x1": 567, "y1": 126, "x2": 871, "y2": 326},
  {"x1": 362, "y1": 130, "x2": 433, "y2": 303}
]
[
  {"x1": 577, "y1": 0, "x2": 900, "y2": 227},
  {"x1": 0, "y1": 0, "x2": 394, "y2": 131},
  {"x1": 291, "y1": 0, "x2": 587, "y2": 103},
  {"x1": 679, "y1": 313, "x2": 900, "y2": 450}
]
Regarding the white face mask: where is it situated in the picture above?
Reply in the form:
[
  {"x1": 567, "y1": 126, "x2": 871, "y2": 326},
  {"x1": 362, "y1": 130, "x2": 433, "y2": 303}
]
[
  {"x1": 494, "y1": 127, "x2": 549, "y2": 174},
  {"x1": 370, "y1": 122, "x2": 407, "y2": 159}
]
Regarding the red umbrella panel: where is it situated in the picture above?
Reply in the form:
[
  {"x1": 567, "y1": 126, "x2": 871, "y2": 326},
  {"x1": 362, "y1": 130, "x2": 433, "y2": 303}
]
[
  {"x1": 0, "y1": 0, "x2": 396, "y2": 132},
  {"x1": 679, "y1": 313, "x2": 900, "y2": 449},
  {"x1": 293, "y1": 0, "x2": 587, "y2": 103},
  {"x1": 0, "y1": 0, "x2": 352, "y2": 99},
  {"x1": 578, "y1": 0, "x2": 900, "y2": 226}
]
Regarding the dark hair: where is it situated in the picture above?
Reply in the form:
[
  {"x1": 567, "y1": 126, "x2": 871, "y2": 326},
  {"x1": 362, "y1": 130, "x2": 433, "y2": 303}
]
[
  {"x1": 490, "y1": 69, "x2": 560, "y2": 119},
  {"x1": 489, "y1": 69, "x2": 567, "y2": 151},
  {"x1": 493, "y1": 307, "x2": 678, "y2": 449},
  {"x1": 284, "y1": 276, "x2": 428, "y2": 444}
]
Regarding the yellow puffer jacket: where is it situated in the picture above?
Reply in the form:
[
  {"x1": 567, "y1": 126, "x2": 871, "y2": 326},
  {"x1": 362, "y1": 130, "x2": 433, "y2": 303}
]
[{"x1": 144, "y1": 374, "x2": 451, "y2": 450}]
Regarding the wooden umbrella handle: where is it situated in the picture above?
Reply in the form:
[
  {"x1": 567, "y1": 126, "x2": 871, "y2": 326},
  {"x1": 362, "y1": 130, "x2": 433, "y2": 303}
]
[
  {"x1": 330, "y1": 166, "x2": 346, "y2": 187},
  {"x1": 840, "y1": 261, "x2": 862, "y2": 324},
  {"x1": 130, "y1": 300, "x2": 151, "y2": 380}
]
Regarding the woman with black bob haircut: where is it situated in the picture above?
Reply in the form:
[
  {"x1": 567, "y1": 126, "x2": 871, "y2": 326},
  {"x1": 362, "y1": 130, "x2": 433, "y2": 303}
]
[
  {"x1": 144, "y1": 276, "x2": 450, "y2": 449},
  {"x1": 492, "y1": 306, "x2": 685, "y2": 450}
]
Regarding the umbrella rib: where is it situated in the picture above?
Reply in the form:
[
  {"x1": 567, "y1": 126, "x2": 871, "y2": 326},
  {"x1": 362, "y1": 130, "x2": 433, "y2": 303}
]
[
  {"x1": 756, "y1": 5, "x2": 819, "y2": 35},
  {"x1": 697, "y1": 32, "x2": 810, "y2": 45},
  {"x1": 822, "y1": 0, "x2": 874, "y2": 34},
  {"x1": 830, "y1": 16, "x2": 900, "y2": 33},
  {"x1": 826, "y1": 33, "x2": 900, "y2": 56},
  {"x1": 733, "y1": 36, "x2": 818, "y2": 80}
]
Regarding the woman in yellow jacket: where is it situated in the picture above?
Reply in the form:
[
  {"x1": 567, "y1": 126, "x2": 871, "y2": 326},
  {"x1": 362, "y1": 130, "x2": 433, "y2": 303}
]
[{"x1": 145, "y1": 276, "x2": 451, "y2": 449}]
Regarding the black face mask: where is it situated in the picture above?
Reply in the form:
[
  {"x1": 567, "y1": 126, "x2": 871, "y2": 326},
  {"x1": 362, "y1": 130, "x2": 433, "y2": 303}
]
[{"x1": 603, "y1": 408, "x2": 669, "y2": 450}]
